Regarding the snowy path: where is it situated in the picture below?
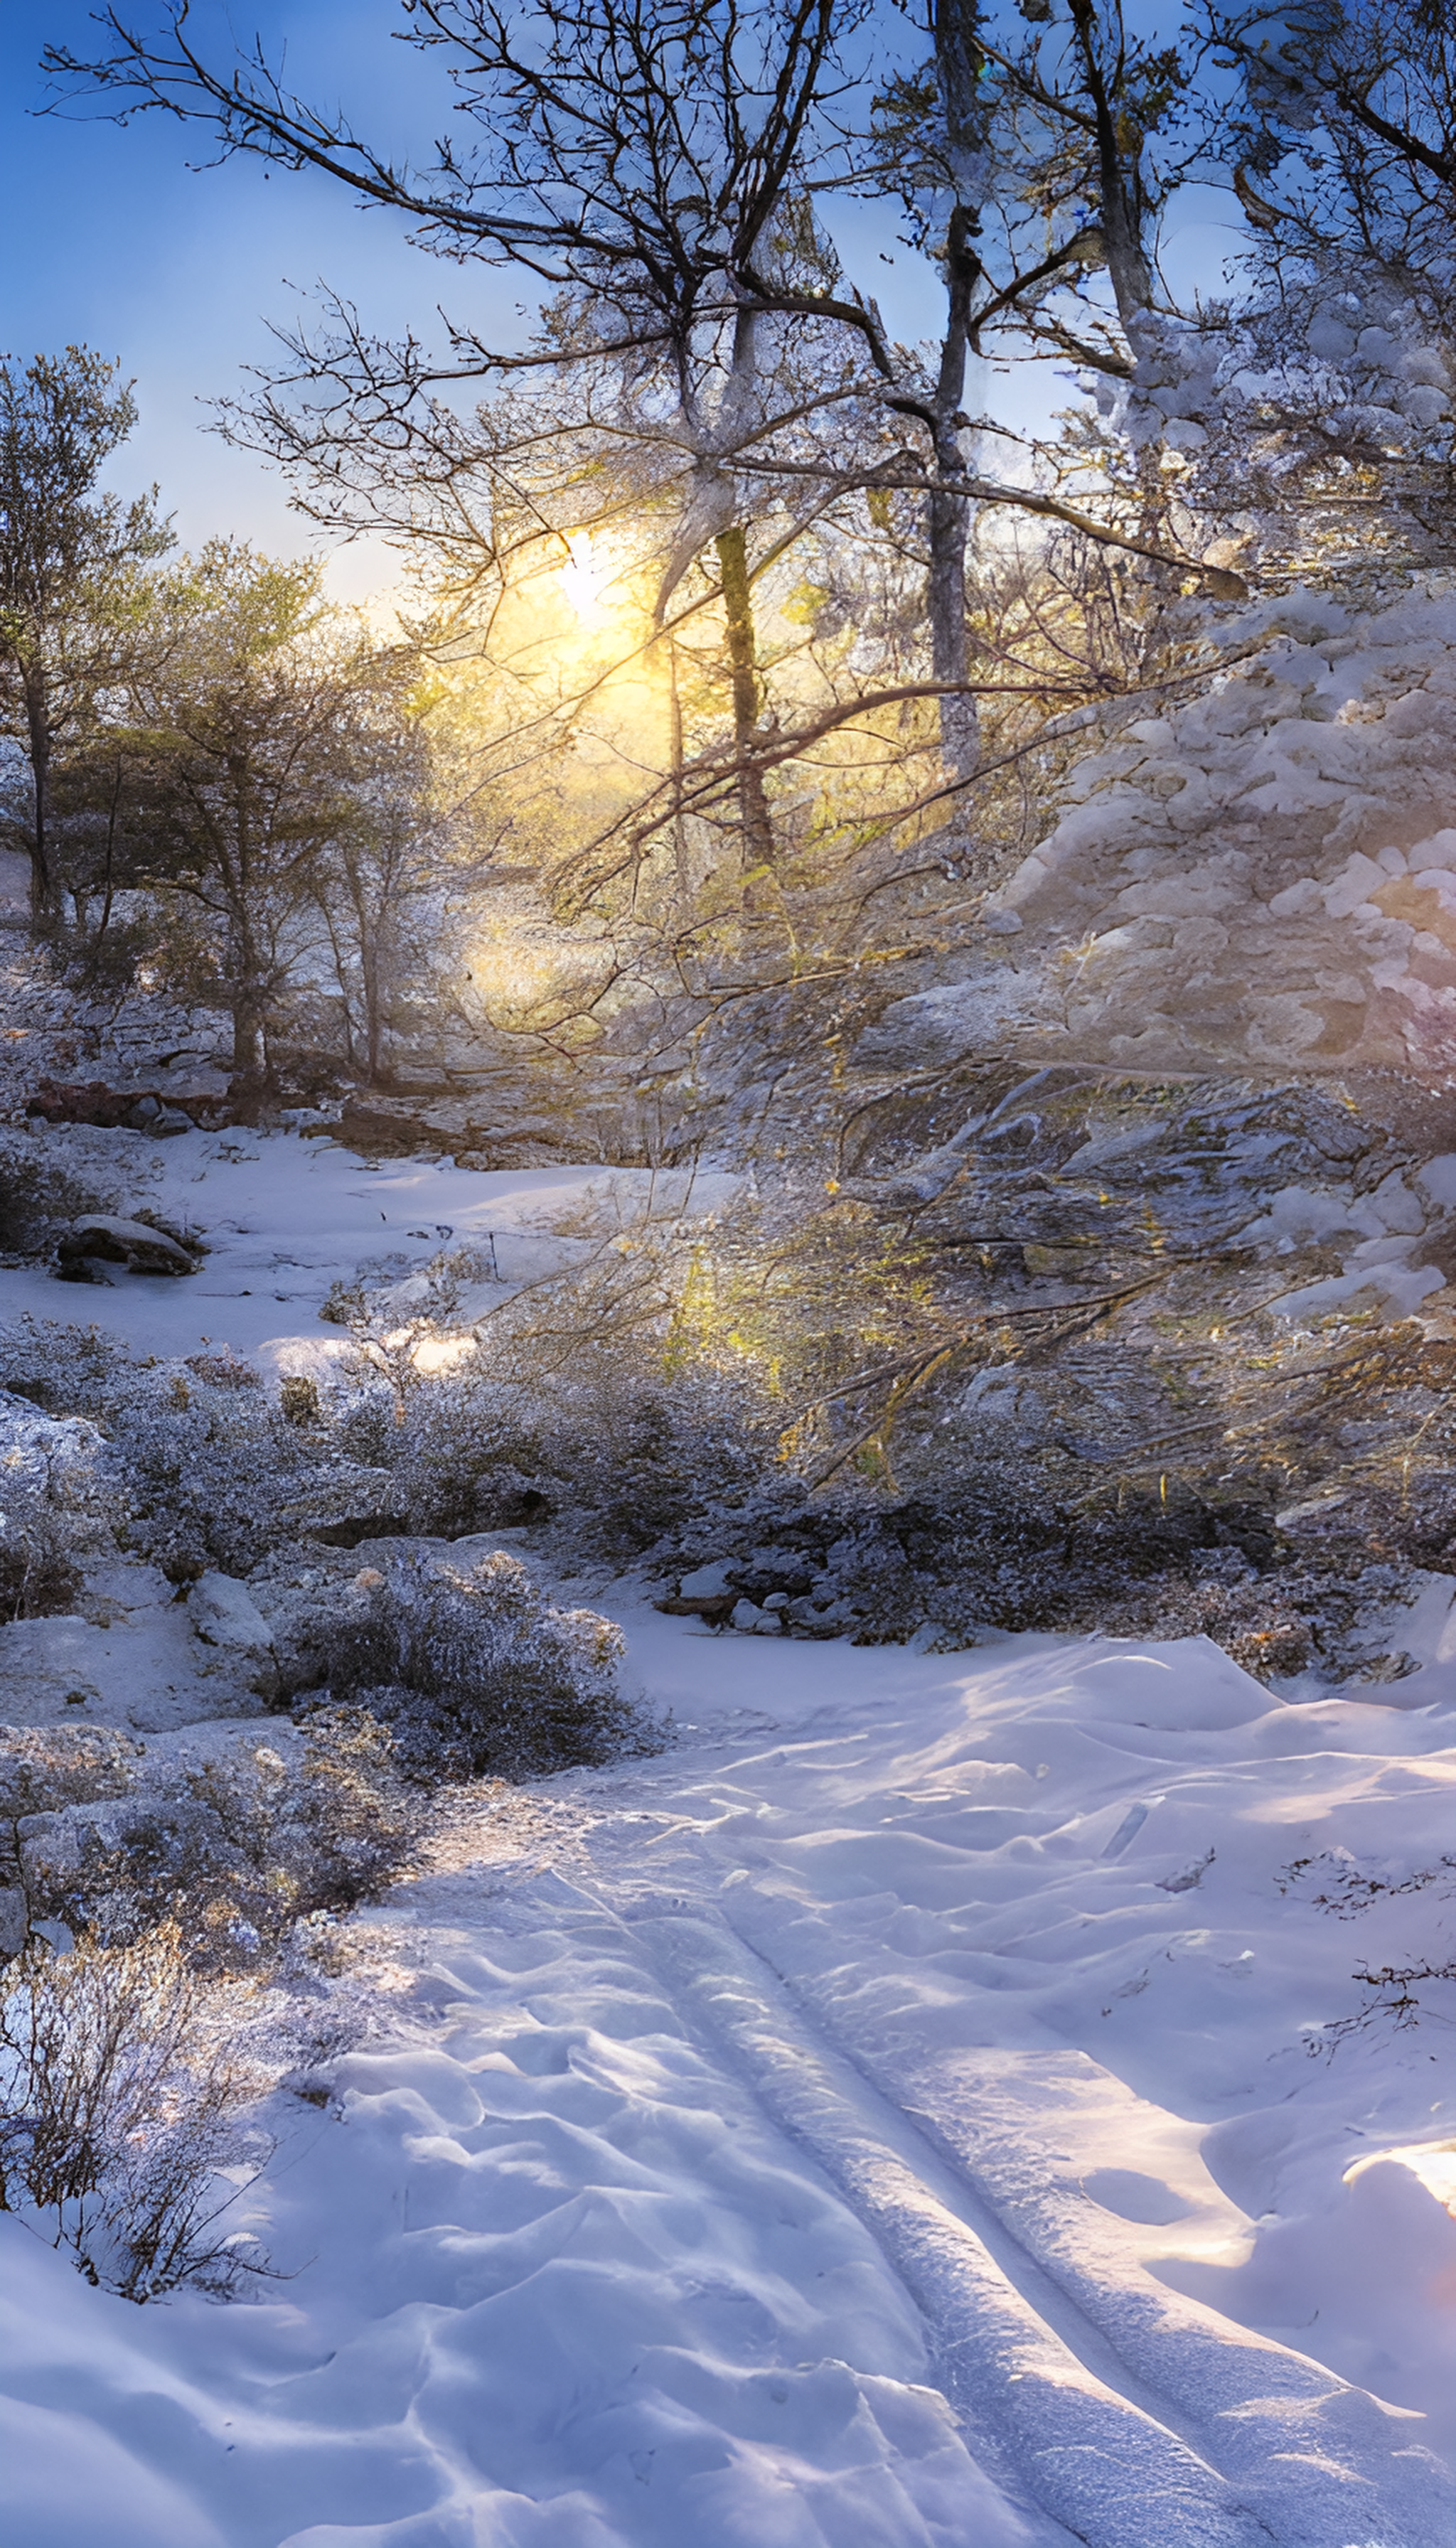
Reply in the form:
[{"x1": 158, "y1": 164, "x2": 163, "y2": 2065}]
[
  {"x1": 6, "y1": 1129, "x2": 1456, "y2": 2543},
  {"x1": 7, "y1": 1607, "x2": 1456, "y2": 2546}
]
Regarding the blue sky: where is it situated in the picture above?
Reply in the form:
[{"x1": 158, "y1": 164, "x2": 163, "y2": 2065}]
[
  {"x1": 0, "y1": 0, "x2": 530, "y2": 597},
  {"x1": 1, "y1": 3, "x2": 1242, "y2": 599}
]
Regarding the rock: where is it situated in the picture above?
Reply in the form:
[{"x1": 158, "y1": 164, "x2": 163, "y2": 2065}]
[
  {"x1": 26, "y1": 1078, "x2": 225, "y2": 1131},
  {"x1": 122, "y1": 1096, "x2": 193, "y2": 1136},
  {"x1": 653, "y1": 1592, "x2": 736, "y2": 1625},
  {"x1": 680, "y1": 1558, "x2": 737, "y2": 1597},
  {"x1": 730, "y1": 1598, "x2": 782, "y2": 1634},
  {"x1": 187, "y1": 1573, "x2": 279, "y2": 1698},
  {"x1": 0, "y1": 1888, "x2": 27, "y2": 1959},
  {"x1": 17, "y1": 1806, "x2": 90, "y2": 1899},
  {"x1": 55, "y1": 1215, "x2": 198, "y2": 1276},
  {"x1": 0, "y1": 1726, "x2": 140, "y2": 1821},
  {"x1": 734, "y1": 1548, "x2": 816, "y2": 1598},
  {"x1": 786, "y1": 1596, "x2": 828, "y2": 1629},
  {"x1": 0, "y1": 1394, "x2": 103, "y2": 1509},
  {"x1": 1022, "y1": 1241, "x2": 1088, "y2": 1277},
  {"x1": 133, "y1": 1206, "x2": 209, "y2": 1256}
]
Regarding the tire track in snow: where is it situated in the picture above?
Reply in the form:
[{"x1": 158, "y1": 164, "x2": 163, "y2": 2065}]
[
  {"x1": 890, "y1": 2046, "x2": 1456, "y2": 2548},
  {"x1": 685, "y1": 1878, "x2": 1455, "y2": 2548},
  {"x1": 595, "y1": 1885, "x2": 1269, "y2": 2548}
]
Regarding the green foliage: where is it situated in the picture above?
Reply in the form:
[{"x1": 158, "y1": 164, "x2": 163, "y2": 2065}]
[{"x1": 0, "y1": 346, "x2": 171, "y2": 909}]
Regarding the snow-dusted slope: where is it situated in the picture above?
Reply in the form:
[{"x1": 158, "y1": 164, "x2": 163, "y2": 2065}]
[{"x1": 6, "y1": 1602, "x2": 1456, "y2": 2547}]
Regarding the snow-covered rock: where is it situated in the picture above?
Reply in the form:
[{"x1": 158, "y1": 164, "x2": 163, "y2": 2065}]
[
  {"x1": 186, "y1": 1572, "x2": 279, "y2": 1698},
  {"x1": 0, "y1": 1393, "x2": 102, "y2": 1511},
  {"x1": 57, "y1": 1215, "x2": 198, "y2": 1276},
  {"x1": 679, "y1": 1558, "x2": 736, "y2": 1597}
]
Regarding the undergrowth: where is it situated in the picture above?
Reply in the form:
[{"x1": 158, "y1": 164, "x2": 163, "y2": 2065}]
[{"x1": 0, "y1": 1922, "x2": 280, "y2": 2301}]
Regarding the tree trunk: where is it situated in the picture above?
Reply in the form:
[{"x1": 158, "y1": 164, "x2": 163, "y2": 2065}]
[
  {"x1": 929, "y1": 1, "x2": 986, "y2": 783},
  {"x1": 21, "y1": 664, "x2": 54, "y2": 920},
  {"x1": 1066, "y1": 0, "x2": 1154, "y2": 333},
  {"x1": 228, "y1": 916, "x2": 269, "y2": 1102},
  {"x1": 82, "y1": 759, "x2": 123, "y2": 983},
  {"x1": 713, "y1": 523, "x2": 776, "y2": 872},
  {"x1": 230, "y1": 996, "x2": 265, "y2": 1086},
  {"x1": 668, "y1": 636, "x2": 692, "y2": 905},
  {"x1": 363, "y1": 930, "x2": 385, "y2": 1083},
  {"x1": 929, "y1": 205, "x2": 981, "y2": 782}
]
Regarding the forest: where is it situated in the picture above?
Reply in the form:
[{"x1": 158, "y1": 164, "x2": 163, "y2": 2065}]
[{"x1": 4, "y1": 6, "x2": 1456, "y2": 2546}]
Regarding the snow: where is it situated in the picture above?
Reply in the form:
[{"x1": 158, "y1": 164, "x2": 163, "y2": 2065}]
[
  {"x1": 971, "y1": 582, "x2": 1456, "y2": 1077},
  {"x1": 6, "y1": 1133, "x2": 1456, "y2": 2544},
  {"x1": 0, "y1": 1123, "x2": 719, "y2": 1367}
]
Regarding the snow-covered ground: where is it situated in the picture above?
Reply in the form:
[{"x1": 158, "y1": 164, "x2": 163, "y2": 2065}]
[{"x1": 5, "y1": 1130, "x2": 1456, "y2": 2547}]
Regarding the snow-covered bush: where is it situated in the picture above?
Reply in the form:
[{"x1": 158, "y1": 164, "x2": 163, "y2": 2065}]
[
  {"x1": 312, "y1": 1551, "x2": 634, "y2": 1779},
  {"x1": 0, "y1": 1922, "x2": 272, "y2": 2300},
  {"x1": 0, "y1": 1322, "x2": 389, "y2": 1579},
  {"x1": 316, "y1": 1199, "x2": 906, "y2": 1558},
  {"x1": 27, "y1": 1715, "x2": 419, "y2": 1974},
  {"x1": 0, "y1": 1129, "x2": 116, "y2": 1260},
  {"x1": 105, "y1": 1367, "x2": 326, "y2": 1578},
  {"x1": 0, "y1": 1315, "x2": 124, "y2": 1418},
  {"x1": 0, "y1": 1388, "x2": 110, "y2": 1620}
]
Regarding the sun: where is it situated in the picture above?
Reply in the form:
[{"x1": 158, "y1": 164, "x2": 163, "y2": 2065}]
[{"x1": 560, "y1": 529, "x2": 609, "y2": 622}]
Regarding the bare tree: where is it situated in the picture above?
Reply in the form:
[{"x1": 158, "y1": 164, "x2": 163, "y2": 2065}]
[
  {"x1": 310, "y1": 697, "x2": 458, "y2": 1084},
  {"x1": 48, "y1": 2, "x2": 896, "y2": 872},
  {"x1": 45, "y1": 1, "x2": 1244, "y2": 931}
]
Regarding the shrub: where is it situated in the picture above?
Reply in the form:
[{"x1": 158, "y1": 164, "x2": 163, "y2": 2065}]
[
  {"x1": 31, "y1": 1714, "x2": 420, "y2": 1974},
  {"x1": 279, "y1": 1373, "x2": 321, "y2": 1425},
  {"x1": 0, "y1": 1130, "x2": 119, "y2": 1259},
  {"x1": 0, "y1": 1922, "x2": 272, "y2": 2301},
  {"x1": 0, "y1": 1388, "x2": 109, "y2": 1618},
  {"x1": 316, "y1": 1550, "x2": 637, "y2": 1779}
]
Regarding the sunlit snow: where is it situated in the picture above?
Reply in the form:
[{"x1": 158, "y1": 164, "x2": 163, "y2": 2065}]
[{"x1": 3, "y1": 1133, "x2": 1456, "y2": 2547}]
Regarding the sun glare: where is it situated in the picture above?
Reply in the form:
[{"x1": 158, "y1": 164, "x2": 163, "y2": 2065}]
[{"x1": 560, "y1": 530, "x2": 609, "y2": 621}]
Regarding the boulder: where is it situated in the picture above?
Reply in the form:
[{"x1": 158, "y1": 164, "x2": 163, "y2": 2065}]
[
  {"x1": 55, "y1": 1215, "x2": 198, "y2": 1276},
  {"x1": 730, "y1": 1597, "x2": 782, "y2": 1635},
  {"x1": 654, "y1": 1592, "x2": 736, "y2": 1625},
  {"x1": 680, "y1": 1559, "x2": 737, "y2": 1597},
  {"x1": 26, "y1": 1077, "x2": 226, "y2": 1131},
  {"x1": 187, "y1": 1573, "x2": 279, "y2": 1698},
  {"x1": 125, "y1": 1096, "x2": 194, "y2": 1138}
]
